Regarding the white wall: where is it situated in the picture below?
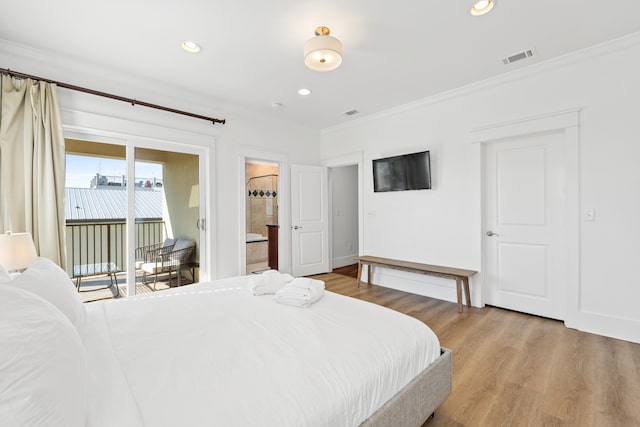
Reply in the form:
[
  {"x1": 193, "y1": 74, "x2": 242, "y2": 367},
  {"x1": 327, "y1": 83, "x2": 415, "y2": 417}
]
[
  {"x1": 330, "y1": 165, "x2": 359, "y2": 268},
  {"x1": 321, "y1": 34, "x2": 640, "y2": 344},
  {"x1": 1, "y1": 40, "x2": 321, "y2": 281}
]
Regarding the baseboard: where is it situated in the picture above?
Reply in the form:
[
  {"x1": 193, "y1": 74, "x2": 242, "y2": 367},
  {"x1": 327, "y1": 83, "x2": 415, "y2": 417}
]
[
  {"x1": 362, "y1": 268, "x2": 459, "y2": 304},
  {"x1": 566, "y1": 311, "x2": 640, "y2": 344},
  {"x1": 332, "y1": 254, "x2": 358, "y2": 269}
]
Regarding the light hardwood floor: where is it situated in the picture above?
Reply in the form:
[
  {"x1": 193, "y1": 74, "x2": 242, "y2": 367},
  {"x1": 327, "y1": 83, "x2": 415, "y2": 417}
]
[{"x1": 312, "y1": 271, "x2": 640, "y2": 427}]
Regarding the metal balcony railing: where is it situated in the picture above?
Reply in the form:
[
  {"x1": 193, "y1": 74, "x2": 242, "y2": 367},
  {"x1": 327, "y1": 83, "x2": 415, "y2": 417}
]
[{"x1": 65, "y1": 220, "x2": 166, "y2": 279}]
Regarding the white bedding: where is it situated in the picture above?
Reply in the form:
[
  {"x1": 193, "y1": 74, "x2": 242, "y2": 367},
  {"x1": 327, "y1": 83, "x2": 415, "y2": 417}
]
[{"x1": 82, "y1": 276, "x2": 441, "y2": 427}]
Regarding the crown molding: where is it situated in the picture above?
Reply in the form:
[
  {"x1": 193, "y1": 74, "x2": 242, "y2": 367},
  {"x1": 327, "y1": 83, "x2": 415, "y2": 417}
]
[{"x1": 322, "y1": 32, "x2": 640, "y2": 136}]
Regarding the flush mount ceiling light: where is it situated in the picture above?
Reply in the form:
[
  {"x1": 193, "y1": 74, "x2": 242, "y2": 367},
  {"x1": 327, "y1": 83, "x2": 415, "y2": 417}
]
[
  {"x1": 181, "y1": 40, "x2": 201, "y2": 53},
  {"x1": 470, "y1": 0, "x2": 494, "y2": 16},
  {"x1": 298, "y1": 88, "x2": 312, "y2": 96},
  {"x1": 304, "y1": 27, "x2": 343, "y2": 72}
]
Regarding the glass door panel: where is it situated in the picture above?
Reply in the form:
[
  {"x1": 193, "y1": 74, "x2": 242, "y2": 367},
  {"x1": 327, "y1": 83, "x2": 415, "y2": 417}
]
[
  {"x1": 134, "y1": 147, "x2": 200, "y2": 294},
  {"x1": 64, "y1": 139, "x2": 128, "y2": 301}
]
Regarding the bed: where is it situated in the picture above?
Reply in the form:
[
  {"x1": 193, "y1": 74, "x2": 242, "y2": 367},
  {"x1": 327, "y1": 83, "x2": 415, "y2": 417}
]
[{"x1": 0, "y1": 258, "x2": 452, "y2": 427}]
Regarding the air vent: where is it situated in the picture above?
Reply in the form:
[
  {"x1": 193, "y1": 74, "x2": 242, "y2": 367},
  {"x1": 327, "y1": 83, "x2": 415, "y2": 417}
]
[
  {"x1": 344, "y1": 109, "x2": 359, "y2": 116},
  {"x1": 502, "y1": 49, "x2": 534, "y2": 65}
]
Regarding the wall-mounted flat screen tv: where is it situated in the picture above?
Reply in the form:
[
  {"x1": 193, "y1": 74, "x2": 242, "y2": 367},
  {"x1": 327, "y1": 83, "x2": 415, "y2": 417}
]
[{"x1": 372, "y1": 150, "x2": 431, "y2": 192}]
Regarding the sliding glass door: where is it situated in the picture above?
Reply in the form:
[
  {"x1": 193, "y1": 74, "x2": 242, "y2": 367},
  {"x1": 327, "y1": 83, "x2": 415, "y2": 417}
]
[{"x1": 65, "y1": 135, "x2": 206, "y2": 300}]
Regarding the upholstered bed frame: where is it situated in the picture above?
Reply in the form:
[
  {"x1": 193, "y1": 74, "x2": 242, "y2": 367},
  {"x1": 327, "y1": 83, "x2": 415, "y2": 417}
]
[{"x1": 362, "y1": 348, "x2": 453, "y2": 427}]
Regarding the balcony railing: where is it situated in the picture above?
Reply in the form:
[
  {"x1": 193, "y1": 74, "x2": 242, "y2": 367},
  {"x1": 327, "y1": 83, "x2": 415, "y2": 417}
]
[{"x1": 65, "y1": 219, "x2": 166, "y2": 279}]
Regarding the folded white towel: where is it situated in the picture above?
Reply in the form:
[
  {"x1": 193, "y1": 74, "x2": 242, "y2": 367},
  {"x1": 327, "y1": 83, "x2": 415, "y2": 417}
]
[
  {"x1": 288, "y1": 277, "x2": 325, "y2": 293},
  {"x1": 263, "y1": 270, "x2": 287, "y2": 293},
  {"x1": 281, "y1": 273, "x2": 295, "y2": 284},
  {"x1": 247, "y1": 276, "x2": 268, "y2": 295},
  {"x1": 274, "y1": 278, "x2": 325, "y2": 307},
  {"x1": 247, "y1": 270, "x2": 293, "y2": 295}
]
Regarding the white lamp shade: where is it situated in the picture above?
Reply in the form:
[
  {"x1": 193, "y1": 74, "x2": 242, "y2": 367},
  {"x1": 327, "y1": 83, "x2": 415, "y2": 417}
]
[
  {"x1": 304, "y1": 35, "x2": 343, "y2": 72},
  {"x1": 0, "y1": 232, "x2": 37, "y2": 271}
]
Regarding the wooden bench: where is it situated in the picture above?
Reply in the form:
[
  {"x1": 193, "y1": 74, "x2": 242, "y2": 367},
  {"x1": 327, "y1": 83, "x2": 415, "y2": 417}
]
[{"x1": 354, "y1": 256, "x2": 477, "y2": 313}]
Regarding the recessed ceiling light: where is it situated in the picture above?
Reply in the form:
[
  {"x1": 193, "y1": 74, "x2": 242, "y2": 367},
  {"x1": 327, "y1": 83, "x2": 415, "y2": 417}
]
[
  {"x1": 182, "y1": 40, "x2": 201, "y2": 53},
  {"x1": 271, "y1": 102, "x2": 282, "y2": 109},
  {"x1": 470, "y1": 0, "x2": 494, "y2": 16},
  {"x1": 298, "y1": 88, "x2": 312, "y2": 96}
]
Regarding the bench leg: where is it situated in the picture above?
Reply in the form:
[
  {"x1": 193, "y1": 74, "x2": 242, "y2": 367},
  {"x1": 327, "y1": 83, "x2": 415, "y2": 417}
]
[
  {"x1": 463, "y1": 277, "x2": 471, "y2": 308},
  {"x1": 367, "y1": 264, "x2": 372, "y2": 285},
  {"x1": 456, "y1": 277, "x2": 463, "y2": 313},
  {"x1": 356, "y1": 261, "x2": 362, "y2": 287}
]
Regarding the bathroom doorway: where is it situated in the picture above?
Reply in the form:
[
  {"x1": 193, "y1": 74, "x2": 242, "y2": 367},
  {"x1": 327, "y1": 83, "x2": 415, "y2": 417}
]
[{"x1": 245, "y1": 159, "x2": 279, "y2": 273}]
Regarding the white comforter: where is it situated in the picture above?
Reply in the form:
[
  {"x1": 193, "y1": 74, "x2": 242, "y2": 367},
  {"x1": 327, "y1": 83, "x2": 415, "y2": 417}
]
[{"x1": 82, "y1": 276, "x2": 440, "y2": 427}]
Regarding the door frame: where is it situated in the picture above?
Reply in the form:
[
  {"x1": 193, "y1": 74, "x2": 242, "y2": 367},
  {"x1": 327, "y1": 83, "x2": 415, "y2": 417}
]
[
  {"x1": 322, "y1": 152, "x2": 364, "y2": 271},
  {"x1": 237, "y1": 146, "x2": 290, "y2": 275},
  {"x1": 63, "y1": 123, "x2": 213, "y2": 296},
  {"x1": 472, "y1": 108, "x2": 579, "y2": 326}
]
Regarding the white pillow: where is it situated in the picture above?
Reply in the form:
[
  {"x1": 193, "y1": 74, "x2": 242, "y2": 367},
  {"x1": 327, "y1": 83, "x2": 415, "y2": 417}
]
[
  {"x1": 0, "y1": 285, "x2": 87, "y2": 427},
  {"x1": 0, "y1": 264, "x2": 11, "y2": 282},
  {"x1": 6, "y1": 257, "x2": 86, "y2": 335}
]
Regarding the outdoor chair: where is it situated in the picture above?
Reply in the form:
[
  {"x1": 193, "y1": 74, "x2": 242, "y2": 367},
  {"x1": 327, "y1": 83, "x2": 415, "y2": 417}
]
[
  {"x1": 139, "y1": 238, "x2": 196, "y2": 290},
  {"x1": 135, "y1": 238, "x2": 176, "y2": 270}
]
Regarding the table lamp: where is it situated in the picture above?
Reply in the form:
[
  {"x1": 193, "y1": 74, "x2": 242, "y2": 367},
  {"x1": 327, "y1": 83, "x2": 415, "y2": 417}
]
[{"x1": 0, "y1": 231, "x2": 37, "y2": 273}]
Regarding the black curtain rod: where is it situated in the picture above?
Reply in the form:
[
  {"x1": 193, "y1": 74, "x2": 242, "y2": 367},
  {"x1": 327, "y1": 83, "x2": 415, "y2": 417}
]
[{"x1": 0, "y1": 67, "x2": 226, "y2": 125}]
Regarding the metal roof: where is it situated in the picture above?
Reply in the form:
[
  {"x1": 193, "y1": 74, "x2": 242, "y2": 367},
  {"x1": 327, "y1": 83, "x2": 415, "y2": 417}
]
[{"x1": 65, "y1": 187, "x2": 163, "y2": 221}]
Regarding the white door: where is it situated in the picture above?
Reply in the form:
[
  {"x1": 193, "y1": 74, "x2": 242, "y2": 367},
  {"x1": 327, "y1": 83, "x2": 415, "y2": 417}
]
[
  {"x1": 484, "y1": 130, "x2": 566, "y2": 320},
  {"x1": 291, "y1": 165, "x2": 329, "y2": 276}
]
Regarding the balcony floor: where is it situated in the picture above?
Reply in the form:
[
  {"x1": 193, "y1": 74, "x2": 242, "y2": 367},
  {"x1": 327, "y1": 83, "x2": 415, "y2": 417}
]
[{"x1": 77, "y1": 271, "x2": 196, "y2": 303}]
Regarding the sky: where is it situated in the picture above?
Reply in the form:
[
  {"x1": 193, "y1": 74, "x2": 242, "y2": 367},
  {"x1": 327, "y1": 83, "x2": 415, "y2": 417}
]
[{"x1": 66, "y1": 155, "x2": 163, "y2": 188}]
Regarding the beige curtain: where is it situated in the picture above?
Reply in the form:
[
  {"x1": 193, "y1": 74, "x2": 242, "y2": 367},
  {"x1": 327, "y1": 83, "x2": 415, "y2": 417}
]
[{"x1": 0, "y1": 74, "x2": 66, "y2": 267}]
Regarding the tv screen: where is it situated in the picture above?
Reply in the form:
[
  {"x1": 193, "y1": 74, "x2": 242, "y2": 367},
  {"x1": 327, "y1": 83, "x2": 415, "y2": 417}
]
[{"x1": 372, "y1": 151, "x2": 431, "y2": 192}]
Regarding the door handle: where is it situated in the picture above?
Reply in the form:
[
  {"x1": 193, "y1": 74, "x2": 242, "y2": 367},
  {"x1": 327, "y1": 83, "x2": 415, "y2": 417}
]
[
  {"x1": 293, "y1": 225, "x2": 303, "y2": 230},
  {"x1": 486, "y1": 230, "x2": 499, "y2": 237}
]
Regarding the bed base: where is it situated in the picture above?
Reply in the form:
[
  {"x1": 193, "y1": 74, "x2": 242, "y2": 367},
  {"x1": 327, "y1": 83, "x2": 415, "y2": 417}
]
[{"x1": 361, "y1": 348, "x2": 452, "y2": 427}]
